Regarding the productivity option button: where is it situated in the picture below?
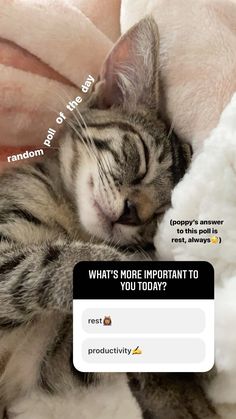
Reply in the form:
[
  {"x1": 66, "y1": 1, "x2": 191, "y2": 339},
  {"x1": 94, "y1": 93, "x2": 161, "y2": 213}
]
[{"x1": 83, "y1": 338, "x2": 205, "y2": 364}]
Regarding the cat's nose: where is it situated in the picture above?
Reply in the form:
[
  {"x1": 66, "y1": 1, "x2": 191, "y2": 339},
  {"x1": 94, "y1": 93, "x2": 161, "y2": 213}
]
[{"x1": 116, "y1": 200, "x2": 141, "y2": 226}]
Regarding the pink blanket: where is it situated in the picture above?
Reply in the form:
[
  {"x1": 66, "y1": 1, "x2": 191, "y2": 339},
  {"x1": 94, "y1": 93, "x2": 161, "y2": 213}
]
[{"x1": 0, "y1": 0, "x2": 121, "y2": 169}]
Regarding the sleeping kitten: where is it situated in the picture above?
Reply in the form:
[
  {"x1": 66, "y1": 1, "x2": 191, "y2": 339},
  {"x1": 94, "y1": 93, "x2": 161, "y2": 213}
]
[{"x1": 0, "y1": 18, "x2": 191, "y2": 419}]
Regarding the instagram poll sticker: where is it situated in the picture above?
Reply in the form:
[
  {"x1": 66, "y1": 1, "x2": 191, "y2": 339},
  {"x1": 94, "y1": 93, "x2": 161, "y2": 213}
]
[{"x1": 73, "y1": 261, "x2": 214, "y2": 373}]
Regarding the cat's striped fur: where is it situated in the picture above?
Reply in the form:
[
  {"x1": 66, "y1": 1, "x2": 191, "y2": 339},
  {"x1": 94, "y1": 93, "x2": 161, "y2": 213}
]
[
  {"x1": 0, "y1": 105, "x2": 190, "y2": 410},
  {"x1": 0, "y1": 17, "x2": 214, "y2": 419}
]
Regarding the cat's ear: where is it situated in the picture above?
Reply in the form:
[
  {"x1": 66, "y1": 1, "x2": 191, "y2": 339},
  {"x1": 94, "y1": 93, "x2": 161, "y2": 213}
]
[{"x1": 91, "y1": 17, "x2": 160, "y2": 111}]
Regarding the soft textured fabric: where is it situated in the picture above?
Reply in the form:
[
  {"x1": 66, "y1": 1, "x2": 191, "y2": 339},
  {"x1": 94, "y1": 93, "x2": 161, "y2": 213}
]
[
  {"x1": 0, "y1": 0, "x2": 121, "y2": 168},
  {"x1": 155, "y1": 92, "x2": 236, "y2": 418},
  {"x1": 121, "y1": 0, "x2": 236, "y2": 150}
]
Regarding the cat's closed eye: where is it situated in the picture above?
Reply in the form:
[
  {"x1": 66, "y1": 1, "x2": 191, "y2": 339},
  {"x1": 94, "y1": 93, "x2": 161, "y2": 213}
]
[{"x1": 60, "y1": 17, "x2": 192, "y2": 246}]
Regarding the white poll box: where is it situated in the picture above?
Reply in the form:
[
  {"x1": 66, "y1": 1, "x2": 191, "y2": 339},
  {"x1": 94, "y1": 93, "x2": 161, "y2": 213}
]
[{"x1": 73, "y1": 261, "x2": 214, "y2": 373}]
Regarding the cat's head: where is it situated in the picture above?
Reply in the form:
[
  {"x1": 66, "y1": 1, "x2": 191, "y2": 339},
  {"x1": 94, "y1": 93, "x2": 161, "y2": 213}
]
[{"x1": 60, "y1": 17, "x2": 192, "y2": 247}]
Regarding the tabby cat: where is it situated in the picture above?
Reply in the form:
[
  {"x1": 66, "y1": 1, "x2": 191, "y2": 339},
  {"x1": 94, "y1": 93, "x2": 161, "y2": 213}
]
[{"x1": 0, "y1": 17, "x2": 194, "y2": 419}]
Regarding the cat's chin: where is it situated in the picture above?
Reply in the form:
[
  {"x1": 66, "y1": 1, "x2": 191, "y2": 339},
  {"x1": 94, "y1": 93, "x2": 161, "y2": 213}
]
[
  {"x1": 80, "y1": 206, "x2": 138, "y2": 246},
  {"x1": 83, "y1": 216, "x2": 143, "y2": 247},
  {"x1": 81, "y1": 200, "x2": 147, "y2": 246},
  {"x1": 79, "y1": 189, "x2": 148, "y2": 246}
]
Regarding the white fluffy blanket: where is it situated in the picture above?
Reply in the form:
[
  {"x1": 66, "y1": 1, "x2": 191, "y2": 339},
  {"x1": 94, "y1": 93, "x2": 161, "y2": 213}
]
[
  {"x1": 121, "y1": 1, "x2": 236, "y2": 416},
  {"x1": 155, "y1": 93, "x2": 236, "y2": 418}
]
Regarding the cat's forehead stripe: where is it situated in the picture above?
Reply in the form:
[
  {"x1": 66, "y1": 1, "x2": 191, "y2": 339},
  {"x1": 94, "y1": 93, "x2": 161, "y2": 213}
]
[
  {"x1": 81, "y1": 127, "x2": 122, "y2": 145},
  {"x1": 79, "y1": 123, "x2": 148, "y2": 175},
  {"x1": 84, "y1": 120, "x2": 139, "y2": 135}
]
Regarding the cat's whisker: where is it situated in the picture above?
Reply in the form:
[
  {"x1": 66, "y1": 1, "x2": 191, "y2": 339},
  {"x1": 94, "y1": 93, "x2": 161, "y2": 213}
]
[
  {"x1": 68, "y1": 114, "x2": 99, "y2": 164},
  {"x1": 97, "y1": 166, "x2": 107, "y2": 189},
  {"x1": 72, "y1": 107, "x2": 115, "y2": 187},
  {"x1": 51, "y1": 88, "x2": 104, "y2": 174},
  {"x1": 54, "y1": 86, "x2": 77, "y2": 110},
  {"x1": 134, "y1": 245, "x2": 153, "y2": 261},
  {"x1": 166, "y1": 117, "x2": 176, "y2": 142},
  {"x1": 69, "y1": 111, "x2": 109, "y2": 186},
  {"x1": 66, "y1": 118, "x2": 110, "y2": 191},
  {"x1": 73, "y1": 107, "x2": 99, "y2": 156},
  {"x1": 100, "y1": 152, "x2": 113, "y2": 178},
  {"x1": 65, "y1": 118, "x2": 99, "y2": 166},
  {"x1": 65, "y1": 102, "x2": 112, "y2": 191},
  {"x1": 68, "y1": 100, "x2": 115, "y2": 193},
  {"x1": 72, "y1": 107, "x2": 111, "y2": 183},
  {"x1": 45, "y1": 84, "x2": 74, "y2": 114},
  {"x1": 44, "y1": 90, "x2": 94, "y2": 154}
]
